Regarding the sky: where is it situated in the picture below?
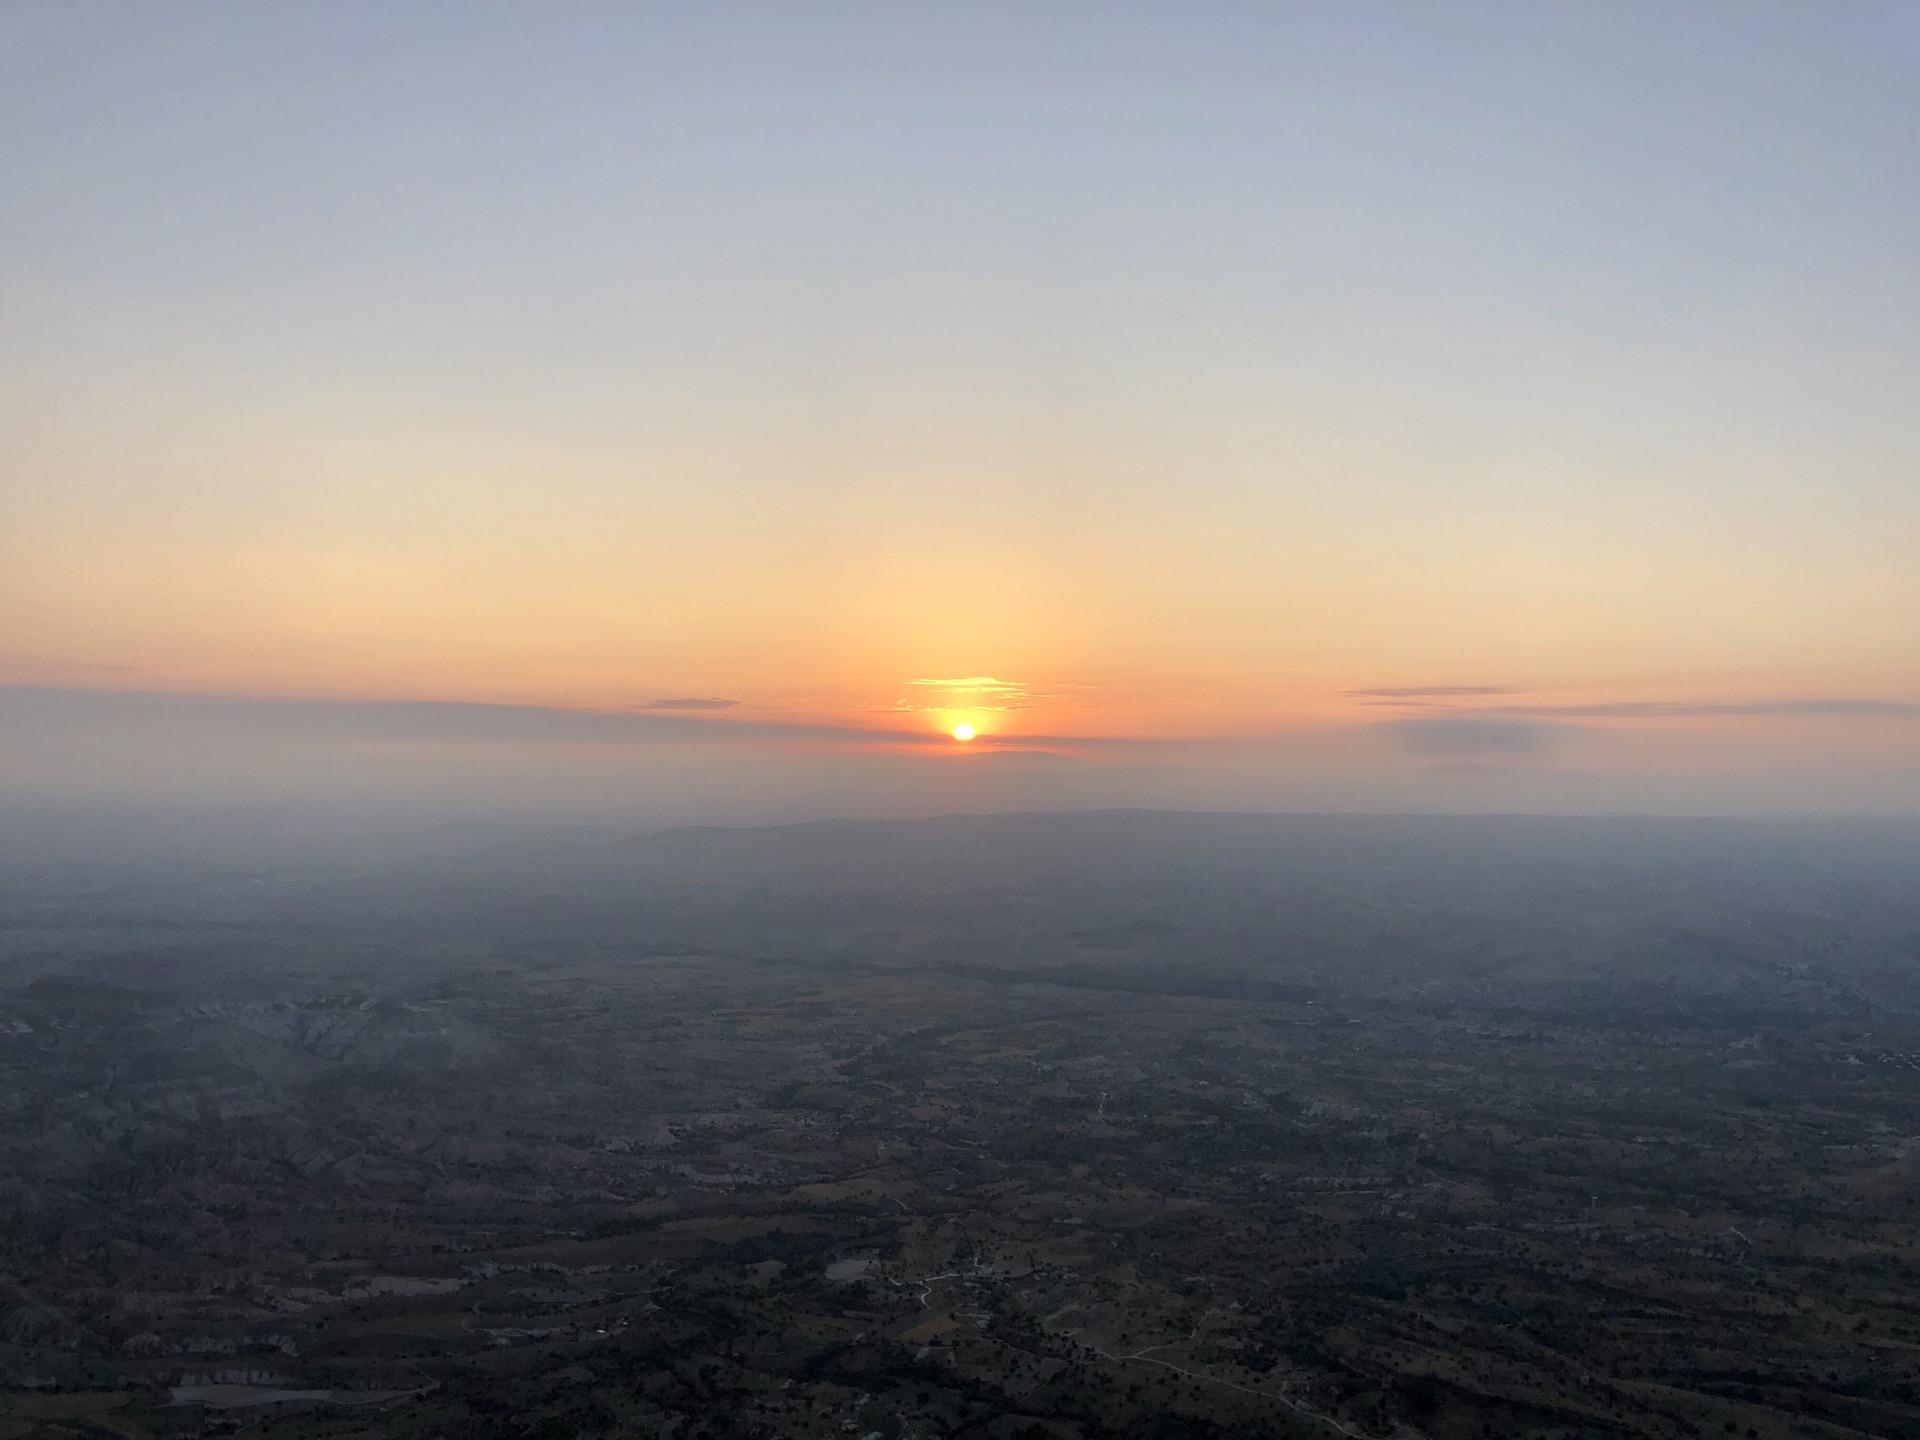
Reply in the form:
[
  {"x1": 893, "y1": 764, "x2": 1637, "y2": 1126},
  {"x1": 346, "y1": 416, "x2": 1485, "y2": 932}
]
[{"x1": 3, "y1": 2, "x2": 1919, "y2": 818}]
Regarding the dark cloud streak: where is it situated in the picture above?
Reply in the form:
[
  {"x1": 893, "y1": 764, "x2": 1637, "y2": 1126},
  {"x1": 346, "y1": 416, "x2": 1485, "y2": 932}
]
[
  {"x1": 1485, "y1": 698, "x2": 1920, "y2": 719},
  {"x1": 0, "y1": 687, "x2": 936, "y2": 747}
]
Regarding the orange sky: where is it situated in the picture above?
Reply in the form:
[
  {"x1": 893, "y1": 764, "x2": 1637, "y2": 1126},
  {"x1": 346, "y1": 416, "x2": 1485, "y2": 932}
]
[{"x1": 2, "y1": 6, "x2": 1918, "y2": 812}]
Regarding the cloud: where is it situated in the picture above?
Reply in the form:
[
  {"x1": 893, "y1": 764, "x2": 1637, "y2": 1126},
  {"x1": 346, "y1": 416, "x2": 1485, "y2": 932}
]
[
  {"x1": 1352, "y1": 690, "x2": 1920, "y2": 721},
  {"x1": 1349, "y1": 685, "x2": 1516, "y2": 699},
  {"x1": 0, "y1": 687, "x2": 1124, "y2": 754},
  {"x1": 888, "y1": 676, "x2": 1052, "y2": 712},
  {"x1": 1376, "y1": 716, "x2": 1566, "y2": 758},
  {"x1": 1489, "y1": 698, "x2": 1920, "y2": 720},
  {"x1": 0, "y1": 687, "x2": 928, "y2": 747},
  {"x1": 644, "y1": 697, "x2": 738, "y2": 711}
]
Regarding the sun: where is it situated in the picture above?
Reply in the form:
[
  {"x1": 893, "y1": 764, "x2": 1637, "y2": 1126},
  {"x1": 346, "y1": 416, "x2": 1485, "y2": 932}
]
[{"x1": 951, "y1": 722, "x2": 976, "y2": 742}]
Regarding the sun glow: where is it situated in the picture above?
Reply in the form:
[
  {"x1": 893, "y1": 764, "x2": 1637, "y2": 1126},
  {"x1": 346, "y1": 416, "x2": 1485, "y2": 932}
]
[{"x1": 951, "y1": 722, "x2": 976, "y2": 742}]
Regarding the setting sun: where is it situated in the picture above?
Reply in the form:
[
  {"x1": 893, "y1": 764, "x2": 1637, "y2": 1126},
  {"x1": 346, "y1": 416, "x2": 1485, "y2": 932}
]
[{"x1": 952, "y1": 723, "x2": 976, "y2": 742}]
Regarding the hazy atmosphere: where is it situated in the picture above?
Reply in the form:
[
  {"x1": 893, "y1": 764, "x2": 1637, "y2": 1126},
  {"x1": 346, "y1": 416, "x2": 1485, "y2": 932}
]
[{"x1": 5, "y1": 2, "x2": 1919, "y2": 818}]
